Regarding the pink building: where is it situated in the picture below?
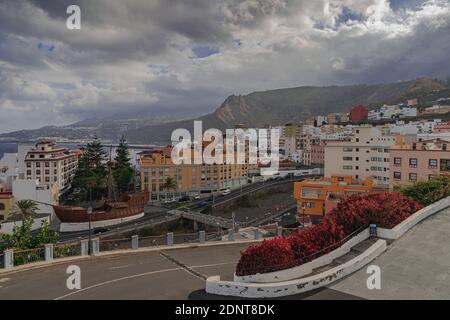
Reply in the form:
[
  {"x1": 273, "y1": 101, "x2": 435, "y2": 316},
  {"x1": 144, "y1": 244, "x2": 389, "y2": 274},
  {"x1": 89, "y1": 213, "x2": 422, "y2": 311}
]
[
  {"x1": 433, "y1": 122, "x2": 450, "y2": 133},
  {"x1": 310, "y1": 142, "x2": 325, "y2": 165},
  {"x1": 390, "y1": 137, "x2": 450, "y2": 189}
]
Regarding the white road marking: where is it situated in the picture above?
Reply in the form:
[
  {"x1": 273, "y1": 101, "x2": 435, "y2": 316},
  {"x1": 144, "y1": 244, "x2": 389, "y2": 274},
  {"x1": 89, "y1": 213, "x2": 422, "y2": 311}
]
[
  {"x1": 0, "y1": 278, "x2": 10, "y2": 283},
  {"x1": 54, "y1": 267, "x2": 182, "y2": 300},
  {"x1": 108, "y1": 264, "x2": 133, "y2": 270}
]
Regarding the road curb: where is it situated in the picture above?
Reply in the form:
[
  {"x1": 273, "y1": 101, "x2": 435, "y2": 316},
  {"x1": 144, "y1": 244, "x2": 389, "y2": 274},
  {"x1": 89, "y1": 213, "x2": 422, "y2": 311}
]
[{"x1": 0, "y1": 239, "x2": 263, "y2": 276}]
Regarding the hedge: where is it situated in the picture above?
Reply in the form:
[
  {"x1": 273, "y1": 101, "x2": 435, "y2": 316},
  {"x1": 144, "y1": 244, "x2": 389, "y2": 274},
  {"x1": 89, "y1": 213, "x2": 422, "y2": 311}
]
[{"x1": 236, "y1": 192, "x2": 422, "y2": 276}]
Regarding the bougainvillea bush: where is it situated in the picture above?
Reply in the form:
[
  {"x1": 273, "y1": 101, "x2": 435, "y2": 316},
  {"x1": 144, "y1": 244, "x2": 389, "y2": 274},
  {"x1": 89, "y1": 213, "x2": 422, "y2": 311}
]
[{"x1": 236, "y1": 192, "x2": 422, "y2": 276}]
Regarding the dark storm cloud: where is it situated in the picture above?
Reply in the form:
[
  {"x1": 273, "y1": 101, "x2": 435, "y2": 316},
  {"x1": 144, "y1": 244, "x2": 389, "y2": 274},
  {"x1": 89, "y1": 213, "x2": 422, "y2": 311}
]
[{"x1": 0, "y1": 0, "x2": 449, "y2": 133}]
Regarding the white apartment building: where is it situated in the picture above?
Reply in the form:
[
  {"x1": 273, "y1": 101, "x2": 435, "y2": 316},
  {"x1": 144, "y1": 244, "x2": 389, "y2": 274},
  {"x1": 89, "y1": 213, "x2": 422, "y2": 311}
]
[
  {"x1": 24, "y1": 141, "x2": 79, "y2": 195},
  {"x1": 324, "y1": 126, "x2": 397, "y2": 186},
  {"x1": 12, "y1": 179, "x2": 58, "y2": 216},
  {"x1": 368, "y1": 105, "x2": 417, "y2": 121}
]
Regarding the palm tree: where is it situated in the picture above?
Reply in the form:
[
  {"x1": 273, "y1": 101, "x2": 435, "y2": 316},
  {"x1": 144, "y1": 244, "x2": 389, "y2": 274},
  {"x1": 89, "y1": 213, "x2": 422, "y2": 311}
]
[
  {"x1": 161, "y1": 177, "x2": 178, "y2": 200},
  {"x1": 12, "y1": 199, "x2": 39, "y2": 221}
]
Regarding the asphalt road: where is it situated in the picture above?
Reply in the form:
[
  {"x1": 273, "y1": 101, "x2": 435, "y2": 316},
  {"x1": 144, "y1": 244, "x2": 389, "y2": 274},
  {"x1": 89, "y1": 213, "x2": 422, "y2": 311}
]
[
  {"x1": 0, "y1": 242, "x2": 360, "y2": 300},
  {"x1": 57, "y1": 211, "x2": 172, "y2": 243}
]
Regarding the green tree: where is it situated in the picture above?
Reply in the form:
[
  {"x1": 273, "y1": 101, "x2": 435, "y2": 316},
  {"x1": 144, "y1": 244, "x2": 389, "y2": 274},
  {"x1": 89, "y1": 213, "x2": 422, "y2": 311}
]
[
  {"x1": 161, "y1": 176, "x2": 178, "y2": 199},
  {"x1": 0, "y1": 217, "x2": 34, "y2": 250},
  {"x1": 10, "y1": 199, "x2": 39, "y2": 221},
  {"x1": 70, "y1": 136, "x2": 107, "y2": 201},
  {"x1": 112, "y1": 135, "x2": 134, "y2": 195},
  {"x1": 34, "y1": 219, "x2": 59, "y2": 247},
  {"x1": 0, "y1": 217, "x2": 59, "y2": 251},
  {"x1": 397, "y1": 175, "x2": 450, "y2": 206}
]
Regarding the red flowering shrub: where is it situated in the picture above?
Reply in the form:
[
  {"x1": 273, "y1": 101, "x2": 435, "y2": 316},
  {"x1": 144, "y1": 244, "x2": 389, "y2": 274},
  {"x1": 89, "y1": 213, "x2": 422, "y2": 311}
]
[
  {"x1": 327, "y1": 192, "x2": 423, "y2": 230},
  {"x1": 236, "y1": 192, "x2": 423, "y2": 276},
  {"x1": 289, "y1": 220, "x2": 345, "y2": 263},
  {"x1": 236, "y1": 237, "x2": 296, "y2": 276}
]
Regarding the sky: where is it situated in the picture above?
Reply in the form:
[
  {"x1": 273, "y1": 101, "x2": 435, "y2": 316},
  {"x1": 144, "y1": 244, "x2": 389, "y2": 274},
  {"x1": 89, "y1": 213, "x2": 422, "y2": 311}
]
[{"x1": 0, "y1": 0, "x2": 450, "y2": 133}]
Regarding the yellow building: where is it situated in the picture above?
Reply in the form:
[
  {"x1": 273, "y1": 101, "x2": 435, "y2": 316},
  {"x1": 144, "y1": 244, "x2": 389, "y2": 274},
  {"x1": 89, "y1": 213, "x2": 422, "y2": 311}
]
[
  {"x1": 0, "y1": 191, "x2": 14, "y2": 222},
  {"x1": 139, "y1": 145, "x2": 248, "y2": 200}
]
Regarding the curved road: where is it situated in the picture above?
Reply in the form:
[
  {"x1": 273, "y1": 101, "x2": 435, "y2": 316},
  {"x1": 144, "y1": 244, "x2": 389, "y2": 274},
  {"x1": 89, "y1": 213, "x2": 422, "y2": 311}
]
[
  {"x1": 2, "y1": 207, "x2": 447, "y2": 300},
  {"x1": 0, "y1": 241, "x2": 356, "y2": 300}
]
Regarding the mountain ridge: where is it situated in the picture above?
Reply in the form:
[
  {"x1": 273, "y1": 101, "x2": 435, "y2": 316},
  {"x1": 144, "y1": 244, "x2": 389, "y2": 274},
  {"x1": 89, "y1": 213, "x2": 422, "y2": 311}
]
[{"x1": 1, "y1": 77, "x2": 448, "y2": 144}]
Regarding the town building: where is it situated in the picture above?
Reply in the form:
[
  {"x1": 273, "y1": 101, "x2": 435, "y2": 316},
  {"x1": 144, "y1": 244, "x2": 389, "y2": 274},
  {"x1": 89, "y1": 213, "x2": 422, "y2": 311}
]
[
  {"x1": 0, "y1": 188, "x2": 14, "y2": 222},
  {"x1": 421, "y1": 105, "x2": 450, "y2": 116},
  {"x1": 349, "y1": 105, "x2": 369, "y2": 123},
  {"x1": 324, "y1": 126, "x2": 396, "y2": 186},
  {"x1": 315, "y1": 115, "x2": 328, "y2": 127},
  {"x1": 139, "y1": 145, "x2": 248, "y2": 200},
  {"x1": 389, "y1": 137, "x2": 450, "y2": 189},
  {"x1": 433, "y1": 122, "x2": 450, "y2": 133},
  {"x1": 293, "y1": 175, "x2": 375, "y2": 223},
  {"x1": 23, "y1": 141, "x2": 79, "y2": 196}
]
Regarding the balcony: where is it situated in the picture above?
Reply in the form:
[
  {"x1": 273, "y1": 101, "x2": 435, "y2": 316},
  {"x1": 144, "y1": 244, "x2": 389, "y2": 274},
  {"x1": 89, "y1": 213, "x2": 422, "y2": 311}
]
[{"x1": 300, "y1": 193, "x2": 321, "y2": 199}]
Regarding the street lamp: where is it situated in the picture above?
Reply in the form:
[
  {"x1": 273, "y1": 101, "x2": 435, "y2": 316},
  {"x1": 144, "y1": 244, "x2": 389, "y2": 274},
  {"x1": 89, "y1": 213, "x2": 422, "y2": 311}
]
[
  {"x1": 87, "y1": 205, "x2": 93, "y2": 255},
  {"x1": 87, "y1": 186, "x2": 93, "y2": 255}
]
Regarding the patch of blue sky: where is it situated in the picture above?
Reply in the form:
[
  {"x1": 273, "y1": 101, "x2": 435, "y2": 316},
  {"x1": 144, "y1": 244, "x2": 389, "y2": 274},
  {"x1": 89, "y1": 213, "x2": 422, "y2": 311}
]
[{"x1": 192, "y1": 46, "x2": 220, "y2": 58}]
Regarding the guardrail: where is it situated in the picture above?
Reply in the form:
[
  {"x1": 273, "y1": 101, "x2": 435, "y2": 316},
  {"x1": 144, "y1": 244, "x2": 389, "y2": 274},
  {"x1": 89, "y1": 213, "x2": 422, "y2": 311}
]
[
  {"x1": 13, "y1": 248, "x2": 46, "y2": 266},
  {"x1": 0, "y1": 229, "x2": 247, "y2": 271}
]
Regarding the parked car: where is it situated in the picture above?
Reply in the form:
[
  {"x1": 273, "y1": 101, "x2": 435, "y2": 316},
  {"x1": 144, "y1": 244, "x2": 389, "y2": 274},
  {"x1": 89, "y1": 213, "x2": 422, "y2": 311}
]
[
  {"x1": 93, "y1": 227, "x2": 110, "y2": 234},
  {"x1": 178, "y1": 196, "x2": 190, "y2": 202},
  {"x1": 192, "y1": 194, "x2": 201, "y2": 200},
  {"x1": 220, "y1": 188, "x2": 231, "y2": 196},
  {"x1": 196, "y1": 201, "x2": 209, "y2": 208}
]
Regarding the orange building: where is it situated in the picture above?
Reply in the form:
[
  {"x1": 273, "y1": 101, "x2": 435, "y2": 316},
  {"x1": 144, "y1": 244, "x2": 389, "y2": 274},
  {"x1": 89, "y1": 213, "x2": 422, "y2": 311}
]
[
  {"x1": 294, "y1": 176, "x2": 376, "y2": 223},
  {"x1": 139, "y1": 144, "x2": 248, "y2": 201}
]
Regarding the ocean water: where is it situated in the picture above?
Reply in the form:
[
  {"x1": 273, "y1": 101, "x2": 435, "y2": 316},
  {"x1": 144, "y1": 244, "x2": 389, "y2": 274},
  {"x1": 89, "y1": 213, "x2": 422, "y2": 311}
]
[{"x1": 0, "y1": 142, "x2": 18, "y2": 158}]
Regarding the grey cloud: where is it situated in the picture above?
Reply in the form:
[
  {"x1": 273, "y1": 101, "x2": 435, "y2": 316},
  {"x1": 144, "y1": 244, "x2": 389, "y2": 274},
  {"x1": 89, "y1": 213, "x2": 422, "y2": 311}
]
[{"x1": 0, "y1": 0, "x2": 450, "y2": 133}]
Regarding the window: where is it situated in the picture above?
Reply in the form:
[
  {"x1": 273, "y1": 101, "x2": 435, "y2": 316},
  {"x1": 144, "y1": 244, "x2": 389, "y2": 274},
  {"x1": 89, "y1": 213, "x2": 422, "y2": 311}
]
[
  {"x1": 0, "y1": 204, "x2": 5, "y2": 211},
  {"x1": 36, "y1": 162, "x2": 41, "y2": 168},
  {"x1": 394, "y1": 158, "x2": 401, "y2": 165},
  {"x1": 343, "y1": 148, "x2": 353, "y2": 152},
  {"x1": 343, "y1": 165, "x2": 352, "y2": 170},
  {"x1": 27, "y1": 170, "x2": 31, "y2": 175},
  {"x1": 409, "y1": 158, "x2": 417, "y2": 167},
  {"x1": 26, "y1": 162, "x2": 31, "y2": 168},
  {"x1": 302, "y1": 202, "x2": 315, "y2": 208},
  {"x1": 429, "y1": 159, "x2": 437, "y2": 168},
  {"x1": 394, "y1": 172, "x2": 401, "y2": 180},
  {"x1": 441, "y1": 159, "x2": 450, "y2": 171},
  {"x1": 409, "y1": 173, "x2": 417, "y2": 181},
  {"x1": 343, "y1": 157, "x2": 352, "y2": 161}
]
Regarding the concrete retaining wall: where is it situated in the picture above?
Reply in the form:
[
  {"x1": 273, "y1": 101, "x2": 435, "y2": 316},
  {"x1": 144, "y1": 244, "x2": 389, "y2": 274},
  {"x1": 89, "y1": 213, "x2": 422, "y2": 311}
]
[
  {"x1": 234, "y1": 228, "x2": 370, "y2": 283},
  {"x1": 378, "y1": 196, "x2": 450, "y2": 240},
  {"x1": 206, "y1": 239, "x2": 386, "y2": 298},
  {"x1": 59, "y1": 212, "x2": 144, "y2": 232}
]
